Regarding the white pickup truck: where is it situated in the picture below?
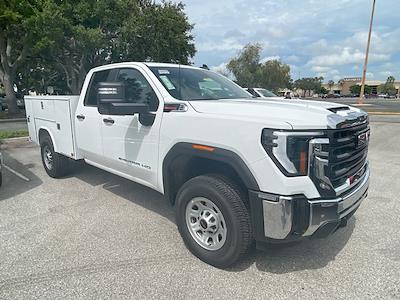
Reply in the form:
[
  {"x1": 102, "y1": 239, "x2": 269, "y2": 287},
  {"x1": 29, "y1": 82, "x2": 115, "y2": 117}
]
[{"x1": 26, "y1": 62, "x2": 370, "y2": 267}]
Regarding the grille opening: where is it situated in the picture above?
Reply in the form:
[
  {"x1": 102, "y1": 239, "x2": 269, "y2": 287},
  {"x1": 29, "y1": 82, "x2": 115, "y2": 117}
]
[{"x1": 328, "y1": 123, "x2": 369, "y2": 189}]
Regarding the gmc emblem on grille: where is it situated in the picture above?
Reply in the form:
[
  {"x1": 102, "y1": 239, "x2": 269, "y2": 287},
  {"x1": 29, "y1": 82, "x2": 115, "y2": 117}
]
[{"x1": 357, "y1": 131, "x2": 369, "y2": 148}]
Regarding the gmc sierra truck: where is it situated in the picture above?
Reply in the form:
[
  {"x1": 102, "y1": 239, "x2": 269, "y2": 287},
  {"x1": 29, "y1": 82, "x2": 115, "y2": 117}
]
[{"x1": 25, "y1": 62, "x2": 370, "y2": 268}]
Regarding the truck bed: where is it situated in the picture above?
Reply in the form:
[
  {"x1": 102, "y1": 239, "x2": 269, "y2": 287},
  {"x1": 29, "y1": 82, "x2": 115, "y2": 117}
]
[{"x1": 25, "y1": 96, "x2": 81, "y2": 160}]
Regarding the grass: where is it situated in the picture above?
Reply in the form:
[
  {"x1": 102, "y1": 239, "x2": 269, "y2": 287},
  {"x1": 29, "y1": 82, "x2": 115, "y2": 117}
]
[{"x1": 0, "y1": 130, "x2": 29, "y2": 140}]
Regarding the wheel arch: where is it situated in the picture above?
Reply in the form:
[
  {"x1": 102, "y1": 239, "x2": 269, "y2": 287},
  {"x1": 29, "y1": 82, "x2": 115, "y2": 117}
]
[
  {"x1": 38, "y1": 127, "x2": 57, "y2": 152},
  {"x1": 162, "y1": 142, "x2": 259, "y2": 205}
]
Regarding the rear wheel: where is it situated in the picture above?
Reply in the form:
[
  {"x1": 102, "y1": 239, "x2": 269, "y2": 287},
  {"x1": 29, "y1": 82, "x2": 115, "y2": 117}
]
[
  {"x1": 176, "y1": 174, "x2": 252, "y2": 268},
  {"x1": 40, "y1": 135, "x2": 71, "y2": 178}
]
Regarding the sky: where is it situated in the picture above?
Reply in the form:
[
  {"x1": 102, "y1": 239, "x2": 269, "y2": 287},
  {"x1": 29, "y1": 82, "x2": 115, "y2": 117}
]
[{"x1": 181, "y1": 0, "x2": 400, "y2": 82}]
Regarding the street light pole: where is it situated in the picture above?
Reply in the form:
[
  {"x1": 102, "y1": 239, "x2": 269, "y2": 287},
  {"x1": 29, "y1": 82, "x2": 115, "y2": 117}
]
[{"x1": 359, "y1": 0, "x2": 376, "y2": 105}]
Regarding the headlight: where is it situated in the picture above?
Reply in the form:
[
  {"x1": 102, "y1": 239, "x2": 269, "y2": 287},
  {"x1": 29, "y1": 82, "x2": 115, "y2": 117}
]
[{"x1": 261, "y1": 129, "x2": 325, "y2": 176}]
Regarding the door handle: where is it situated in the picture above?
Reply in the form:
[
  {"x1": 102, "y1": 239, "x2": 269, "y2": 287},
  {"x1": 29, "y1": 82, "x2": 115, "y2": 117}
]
[
  {"x1": 76, "y1": 114, "x2": 85, "y2": 121},
  {"x1": 103, "y1": 118, "x2": 115, "y2": 125}
]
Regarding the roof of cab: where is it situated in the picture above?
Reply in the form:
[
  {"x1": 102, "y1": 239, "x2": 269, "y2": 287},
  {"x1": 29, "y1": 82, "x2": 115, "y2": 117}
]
[{"x1": 90, "y1": 62, "x2": 202, "y2": 73}]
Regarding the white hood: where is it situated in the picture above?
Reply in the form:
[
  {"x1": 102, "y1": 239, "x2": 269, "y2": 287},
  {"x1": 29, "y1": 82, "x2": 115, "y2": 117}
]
[{"x1": 189, "y1": 98, "x2": 367, "y2": 130}]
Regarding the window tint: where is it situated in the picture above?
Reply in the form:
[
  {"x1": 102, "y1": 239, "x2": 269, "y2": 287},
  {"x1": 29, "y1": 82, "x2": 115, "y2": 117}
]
[
  {"x1": 85, "y1": 69, "x2": 113, "y2": 106},
  {"x1": 149, "y1": 66, "x2": 252, "y2": 101},
  {"x1": 117, "y1": 68, "x2": 159, "y2": 111}
]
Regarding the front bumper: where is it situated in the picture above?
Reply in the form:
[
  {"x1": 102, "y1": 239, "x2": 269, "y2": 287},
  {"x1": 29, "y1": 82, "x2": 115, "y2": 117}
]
[{"x1": 249, "y1": 166, "x2": 369, "y2": 242}]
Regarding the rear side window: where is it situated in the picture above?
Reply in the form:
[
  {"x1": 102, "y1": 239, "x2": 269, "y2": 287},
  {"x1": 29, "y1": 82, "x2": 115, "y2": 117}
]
[{"x1": 84, "y1": 69, "x2": 116, "y2": 106}]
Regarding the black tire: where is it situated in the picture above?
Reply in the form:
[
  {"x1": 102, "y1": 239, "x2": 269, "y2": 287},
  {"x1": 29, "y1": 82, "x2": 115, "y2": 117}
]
[
  {"x1": 40, "y1": 135, "x2": 71, "y2": 178},
  {"x1": 175, "y1": 174, "x2": 252, "y2": 268}
]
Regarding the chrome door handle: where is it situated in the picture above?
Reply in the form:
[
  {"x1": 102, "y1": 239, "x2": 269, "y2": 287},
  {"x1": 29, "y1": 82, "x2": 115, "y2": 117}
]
[
  {"x1": 76, "y1": 114, "x2": 85, "y2": 121},
  {"x1": 103, "y1": 118, "x2": 114, "y2": 125}
]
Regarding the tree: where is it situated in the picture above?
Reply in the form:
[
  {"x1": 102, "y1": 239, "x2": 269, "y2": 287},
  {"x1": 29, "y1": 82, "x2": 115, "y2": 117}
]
[
  {"x1": 0, "y1": 0, "x2": 43, "y2": 114},
  {"x1": 350, "y1": 84, "x2": 372, "y2": 95},
  {"x1": 259, "y1": 60, "x2": 291, "y2": 92},
  {"x1": 226, "y1": 43, "x2": 291, "y2": 91},
  {"x1": 327, "y1": 80, "x2": 334, "y2": 92},
  {"x1": 293, "y1": 77, "x2": 324, "y2": 97},
  {"x1": 23, "y1": 0, "x2": 196, "y2": 95},
  {"x1": 378, "y1": 76, "x2": 396, "y2": 95},
  {"x1": 226, "y1": 43, "x2": 262, "y2": 88},
  {"x1": 318, "y1": 86, "x2": 328, "y2": 95},
  {"x1": 350, "y1": 85, "x2": 361, "y2": 95}
]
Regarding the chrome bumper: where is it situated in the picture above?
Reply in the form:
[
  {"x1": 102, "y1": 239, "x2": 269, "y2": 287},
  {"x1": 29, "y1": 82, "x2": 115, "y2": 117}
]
[{"x1": 258, "y1": 166, "x2": 369, "y2": 240}]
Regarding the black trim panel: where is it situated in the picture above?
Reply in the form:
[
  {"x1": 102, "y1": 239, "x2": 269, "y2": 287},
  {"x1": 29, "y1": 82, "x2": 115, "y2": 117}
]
[{"x1": 162, "y1": 142, "x2": 260, "y2": 203}]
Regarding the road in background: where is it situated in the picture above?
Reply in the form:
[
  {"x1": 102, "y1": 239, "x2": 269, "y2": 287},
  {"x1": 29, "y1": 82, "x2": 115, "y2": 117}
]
[
  {"x1": 308, "y1": 97, "x2": 400, "y2": 114},
  {"x1": 0, "y1": 118, "x2": 399, "y2": 299},
  {"x1": 0, "y1": 120, "x2": 27, "y2": 132}
]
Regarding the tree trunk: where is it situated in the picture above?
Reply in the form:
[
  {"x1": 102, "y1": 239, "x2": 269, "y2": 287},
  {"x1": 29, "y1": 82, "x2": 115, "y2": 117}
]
[{"x1": 3, "y1": 73, "x2": 19, "y2": 115}]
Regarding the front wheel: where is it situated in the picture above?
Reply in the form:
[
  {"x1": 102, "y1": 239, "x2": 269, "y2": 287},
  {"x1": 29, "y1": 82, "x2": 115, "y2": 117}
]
[{"x1": 175, "y1": 175, "x2": 252, "y2": 268}]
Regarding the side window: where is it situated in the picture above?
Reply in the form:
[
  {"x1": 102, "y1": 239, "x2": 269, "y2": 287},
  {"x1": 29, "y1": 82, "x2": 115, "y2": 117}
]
[
  {"x1": 117, "y1": 68, "x2": 159, "y2": 111},
  {"x1": 84, "y1": 69, "x2": 117, "y2": 106}
]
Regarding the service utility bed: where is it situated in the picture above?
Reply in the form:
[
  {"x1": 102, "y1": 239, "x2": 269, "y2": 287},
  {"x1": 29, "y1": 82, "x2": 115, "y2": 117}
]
[{"x1": 25, "y1": 96, "x2": 81, "y2": 160}]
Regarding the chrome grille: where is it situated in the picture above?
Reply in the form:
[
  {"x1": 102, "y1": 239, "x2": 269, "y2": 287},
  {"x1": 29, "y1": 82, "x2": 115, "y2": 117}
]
[{"x1": 327, "y1": 123, "x2": 370, "y2": 188}]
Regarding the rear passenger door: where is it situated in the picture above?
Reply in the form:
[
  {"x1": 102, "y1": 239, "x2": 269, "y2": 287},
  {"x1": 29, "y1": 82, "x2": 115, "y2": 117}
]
[
  {"x1": 75, "y1": 68, "x2": 117, "y2": 163},
  {"x1": 100, "y1": 66, "x2": 163, "y2": 190}
]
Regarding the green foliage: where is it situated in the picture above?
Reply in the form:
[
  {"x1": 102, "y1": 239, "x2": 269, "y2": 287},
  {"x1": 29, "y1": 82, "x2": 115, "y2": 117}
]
[
  {"x1": 4, "y1": 0, "x2": 195, "y2": 96},
  {"x1": 350, "y1": 84, "x2": 372, "y2": 95},
  {"x1": 0, "y1": 130, "x2": 28, "y2": 139},
  {"x1": 293, "y1": 77, "x2": 324, "y2": 97},
  {"x1": 378, "y1": 76, "x2": 397, "y2": 95},
  {"x1": 350, "y1": 85, "x2": 361, "y2": 95},
  {"x1": 0, "y1": 0, "x2": 44, "y2": 113},
  {"x1": 318, "y1": 86, "x2": 328, "y2": 95},
  {"x1": 226, "y1": 43, "x2": 291, "y2": 91}
]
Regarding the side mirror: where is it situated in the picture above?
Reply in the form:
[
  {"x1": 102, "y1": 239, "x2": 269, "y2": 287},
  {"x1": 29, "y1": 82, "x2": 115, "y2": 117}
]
[{"x1": 97, "y1": 82, "x2": 149, "y2": 115}]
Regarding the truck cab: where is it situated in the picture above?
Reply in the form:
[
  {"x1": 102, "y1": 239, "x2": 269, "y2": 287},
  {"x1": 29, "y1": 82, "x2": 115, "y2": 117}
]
[{"x1": 25, "y1": 62, "x2": 370, "y2": 268}]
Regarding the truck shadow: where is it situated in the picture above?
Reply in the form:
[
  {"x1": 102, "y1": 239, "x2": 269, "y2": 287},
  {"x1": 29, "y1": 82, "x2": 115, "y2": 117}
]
[
  {"x1": 0, "y1": 149, "x2": 43, "y2": 201},
  {"x1": 73, "y1": 163, "x2": 356, "y2": 274},
  {"x1": 73, "y1": 163, "x2": 175, "y2": 222},
  {"x1": 231, "y1": 217, "x2": 355, "y2": 273}
]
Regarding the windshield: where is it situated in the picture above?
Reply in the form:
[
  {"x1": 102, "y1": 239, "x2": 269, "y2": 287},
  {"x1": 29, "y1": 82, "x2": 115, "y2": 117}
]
[
  {"x1": 149, "y1": 66, "x2": 252, "y2": 101},
  {"x1": 256, "y1": 89, "x2": 278, "y2": 97}
]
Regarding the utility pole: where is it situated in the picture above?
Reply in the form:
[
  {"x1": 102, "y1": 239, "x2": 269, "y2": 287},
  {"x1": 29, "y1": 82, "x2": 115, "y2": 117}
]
[{"x1": 359, "y1": 0, "x2": 376, "y2": 105}]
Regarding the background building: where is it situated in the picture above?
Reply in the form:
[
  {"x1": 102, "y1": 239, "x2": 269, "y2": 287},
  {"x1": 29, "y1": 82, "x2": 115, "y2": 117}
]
[{"x1": 322, "y1": 77, "x2": 400, "y2": 96}]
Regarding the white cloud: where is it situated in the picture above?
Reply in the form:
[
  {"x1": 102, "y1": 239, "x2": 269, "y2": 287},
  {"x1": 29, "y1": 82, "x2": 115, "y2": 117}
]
[
  {"x1": 260, "y1": 56, "x2": 281, "y2": 63},
  {"x1": 197, "y1": 38, "x2": 244, "y2": 52},
  {"x1": 182, "y1": 0, "x2": 400, "y2": 80},
  {"x1": 211, "y1": 62, "x2": 229, "y2": 74},
  {"x1": 307, "y1": 48, "x2": 389, "y2": 67},
  {"x1": 284, "y1": 55, "x2": 301, "y2": 63}
]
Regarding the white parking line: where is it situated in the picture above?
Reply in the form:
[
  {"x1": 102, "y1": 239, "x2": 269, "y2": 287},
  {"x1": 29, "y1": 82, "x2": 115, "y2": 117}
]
[{"x1": 3, "y1": 164, "x2": 30, "y2": 182}]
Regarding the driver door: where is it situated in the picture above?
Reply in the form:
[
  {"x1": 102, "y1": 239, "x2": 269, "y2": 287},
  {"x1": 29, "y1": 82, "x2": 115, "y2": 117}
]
[{"x1": 100, "y1": 67, "x2": 163, "y2": 190}]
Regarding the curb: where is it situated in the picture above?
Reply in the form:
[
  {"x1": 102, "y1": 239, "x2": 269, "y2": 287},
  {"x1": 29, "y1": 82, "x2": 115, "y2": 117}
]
[
  {"x1": 0, "y1": 136, "x2": 29, "y2": 143},
  {"x1": 0, "y1": 118, "x2": 26, "y2": 123}
]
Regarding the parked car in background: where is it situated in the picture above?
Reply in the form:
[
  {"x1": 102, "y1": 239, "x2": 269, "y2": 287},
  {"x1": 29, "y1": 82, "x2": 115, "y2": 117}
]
[
  {"x1": 0, "y1": 95, "x2": 7, "y2": 111},
  {"x1": 16, "y1": 98, "x2": 25, "y2": 109},
  {"x1": 245, "y1": 88, "x2": 285, "y2": 99},
  {"x1": 324, "y1": 93, "x2": 340, "y2": 99}
]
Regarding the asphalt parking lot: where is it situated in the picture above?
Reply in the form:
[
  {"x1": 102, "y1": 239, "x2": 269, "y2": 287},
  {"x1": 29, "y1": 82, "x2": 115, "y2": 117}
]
[{"x1": 0, "y1": 119, "x2": 399, "y2": 299}]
